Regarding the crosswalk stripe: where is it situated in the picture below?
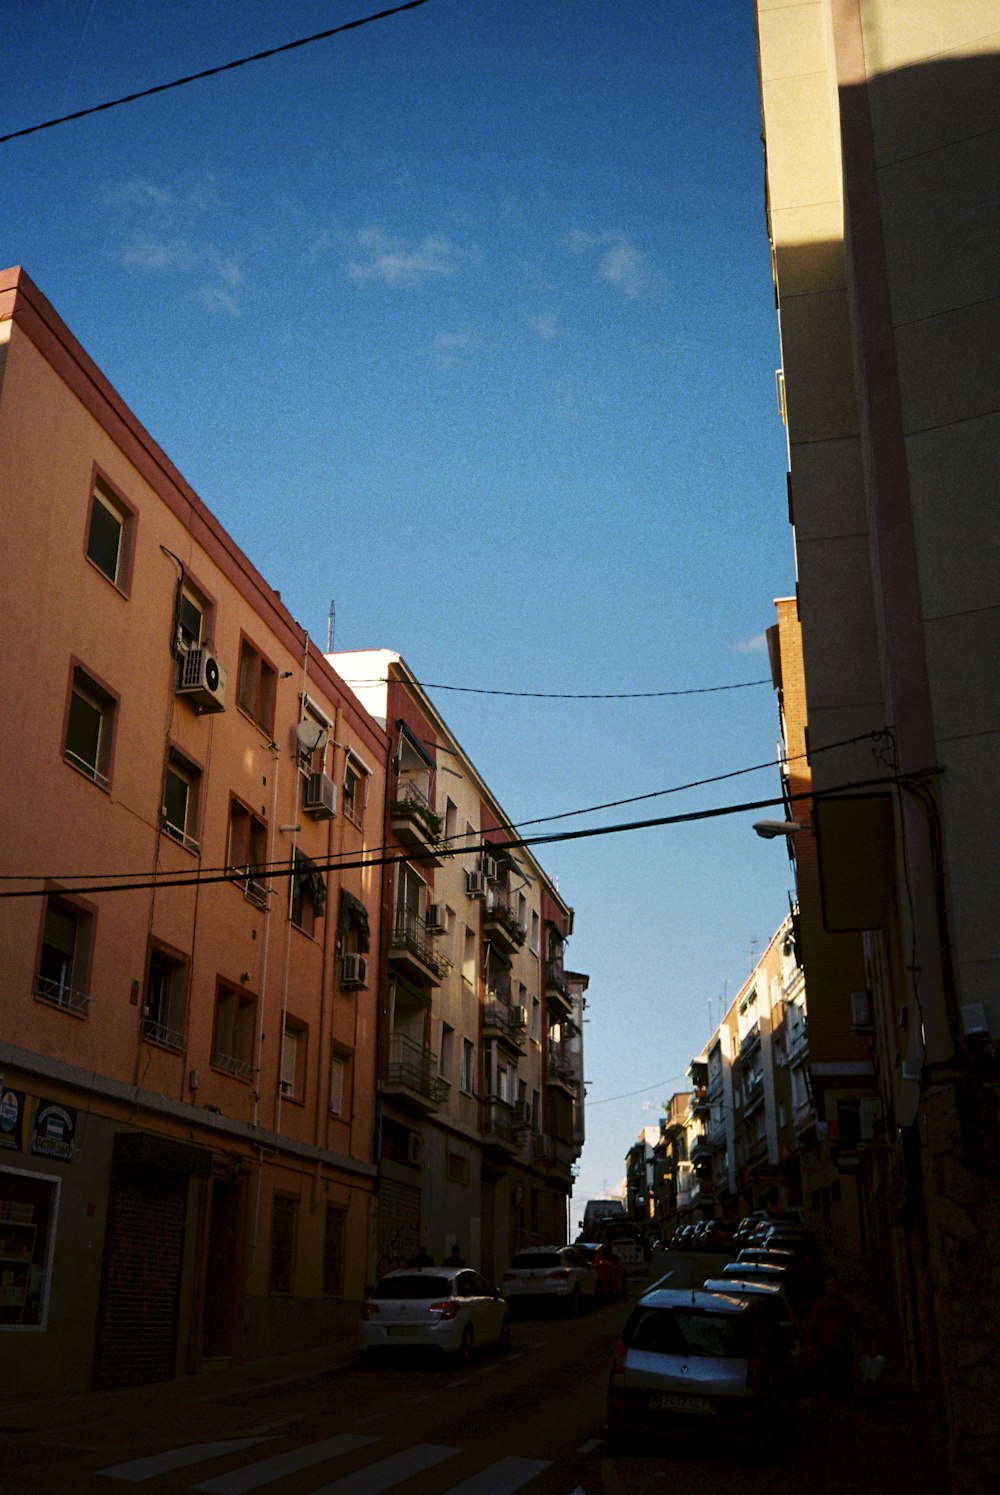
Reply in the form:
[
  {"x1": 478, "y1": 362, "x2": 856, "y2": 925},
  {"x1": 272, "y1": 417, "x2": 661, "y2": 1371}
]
[
  {"x1": 191, "y1": 1434, "x2": 377, "y2": 1493},
  {"x1": 310, "y1": 1442, "x2": 461, "y2": 1495},
  {"x1": 98, "y1": 1439, "x2": 271, "y2": 1482},
  {"x1": 442, "y1": 1455, "x2": 552, "y2": 1495}
]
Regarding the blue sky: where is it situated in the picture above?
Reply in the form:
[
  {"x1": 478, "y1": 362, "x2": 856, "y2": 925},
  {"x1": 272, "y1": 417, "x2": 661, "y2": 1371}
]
[{"x1": 3, "y1": 1, "x2": 797, "y2": 1218}]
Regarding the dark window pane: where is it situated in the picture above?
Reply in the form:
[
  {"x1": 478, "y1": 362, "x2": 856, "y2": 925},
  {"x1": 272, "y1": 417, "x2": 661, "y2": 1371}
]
[
  {"x1": 87, "y1": 498, "x2": 122, "y2": 580},
  {"x1": 66, "y1": 690, "x2": 102, "y2": 774}
]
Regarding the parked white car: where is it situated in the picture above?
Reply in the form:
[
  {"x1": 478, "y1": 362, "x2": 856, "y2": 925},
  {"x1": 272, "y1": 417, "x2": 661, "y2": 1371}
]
[
  {"x1": 502, "y1": 1246, "x2": 600, "y2": 1315},
  {"x1": 359, "y1": 1266, "x2": 510, "y2": 1363}
]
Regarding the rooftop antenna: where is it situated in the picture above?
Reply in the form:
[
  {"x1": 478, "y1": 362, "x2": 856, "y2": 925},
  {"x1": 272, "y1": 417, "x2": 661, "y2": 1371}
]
[{"x1": 326, "y1": 600, "x2": 336, "y2": 653}]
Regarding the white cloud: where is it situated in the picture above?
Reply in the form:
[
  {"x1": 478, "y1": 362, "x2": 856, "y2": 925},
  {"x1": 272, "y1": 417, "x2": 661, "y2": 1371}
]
[
  {"x1": 734, "y1": 632, "x2": 769, "y2": 655},
  {"x1": 562, "y1": 229, "x2": 660, "y2": 300},
  {"x1": 106, "y1": 173, "x2": 244, "y2": 315},
  {"x1": 346, "y1": 227, "x2": 469, "y2": 286},
  {"x1": 531, "y1": 312, "x2": 560, "y2": 340},
  {"x1": 431, "y1": 327, "x2": 482, "y2": 366},
  {"x1": 123, "y1": 235, "x2": 192, "y2": 272}
]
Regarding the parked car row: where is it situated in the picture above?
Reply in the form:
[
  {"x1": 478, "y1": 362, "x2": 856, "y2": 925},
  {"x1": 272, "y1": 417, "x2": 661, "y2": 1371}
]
[
  {"x1": 607, "y1": 1284, "x2": 800, "y2": 1454},
  {"x1": 359, "y1": 1240, "x2": 635, "y2": 1363},
  {"x1": 607, "y1": 1213, "x2": 825, "y2": 1453}
]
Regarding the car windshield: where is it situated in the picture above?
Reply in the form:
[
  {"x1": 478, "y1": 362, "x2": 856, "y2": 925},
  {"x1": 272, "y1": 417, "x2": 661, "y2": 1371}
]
[
  {"x1": 373, "y1": 1275, "x2": 452, "y2": 1300},
  {"x1": 510, "y1": 1251, "x2": 562, "y2": 1269},
  {"x1": 625, "y1": 1306, "x2": 755, "y2": 1358}
]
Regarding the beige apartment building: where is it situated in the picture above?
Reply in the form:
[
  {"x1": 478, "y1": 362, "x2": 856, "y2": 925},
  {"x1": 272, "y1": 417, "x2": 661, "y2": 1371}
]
[
  {"x1": 0, "y1": 268, "x2": 389, "y2": 1393},
  {"x1": 755, "y1": 4, "x2": 1000, "y2": 1486},
  {"x1": 329, "y1": 651, "x2": 585, "y2": 1284}
]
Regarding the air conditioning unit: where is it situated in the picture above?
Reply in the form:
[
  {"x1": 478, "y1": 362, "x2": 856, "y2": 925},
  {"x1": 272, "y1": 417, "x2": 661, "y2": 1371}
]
[
  {"x1": 480, "y1": 855, "x2": 499, "y2": 881},
  {"x1": 340, "y1": 952, "x2": 368, "y2": 988},
  {"x1": 407, "y1": 1131, "x2": 423, "y2": 1166},
  {"x1": 466, "y1": 870, "x2": 488, "y2": 899},
  {"x1": 425, "y1": 903, "x2": 446, "y2": 933},
  {"x1": 304, "y1": 771, "x2": 337, "y2": 819},
  {"x1": 850, "y1": 990, "x2": 872, "y2": 1027},
  {"x1": 176, "y1": 646, "x2": 227, "y2": 712},
  {"x1": 512, "y1": 1005, "x2": 528, "y2": 1028}
]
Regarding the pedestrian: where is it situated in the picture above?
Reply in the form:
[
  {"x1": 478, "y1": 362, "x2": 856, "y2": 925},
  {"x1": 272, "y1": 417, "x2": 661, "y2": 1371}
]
[
  {"x1": 407, "y1": 1244, "x2": 434, "y2": 1267},
  {"x1": 444, "y1": 1244, "x2": 466, "y2": 1268},
  {"x1": 806, "y1": 1270, "x2": 862, "y2": 1409}
]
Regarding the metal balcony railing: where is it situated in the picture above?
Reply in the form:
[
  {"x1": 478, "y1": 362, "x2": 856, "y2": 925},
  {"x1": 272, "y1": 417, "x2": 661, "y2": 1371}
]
[{"x1": 387, "y1": 1034, "x2": 447, "y2": 1102}]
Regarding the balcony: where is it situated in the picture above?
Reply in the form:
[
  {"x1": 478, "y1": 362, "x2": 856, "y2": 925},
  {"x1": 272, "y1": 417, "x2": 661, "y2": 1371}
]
[
  {"x1": 532, "y1": 1134, "x2": 576, "y2": 1173},
  {"x1": 740, "y1": 1021, "x2": 761, "y2": 1059},
  {"x1": 546, "y1": 1049, "x2": 578, "y2": 1094},
  {"x1": 483, "y1": 998, "x2": 527, "y2": 1053},
  {"x1": 544, "y1": 961, "x2": 572, "y2": 1018},
  {"x1": 481, "y1": 1098, "x2": 519, "y2": 1154},
  {"x1": 390, "y1": 781, "x2": 444, "y2": 865},
  {"x1": 691, "y1": 1089, "x2": 711, "y2": 1118},
  {"x1": 690, "y1": 1134, "x2": 713, "y2": 1164},
  {"x1": 388, "y1": 911, "x2": 443, "y2": 987},
  {"x1": 786, "y1": 1021, "x2": 809, "y2": 1064},
  {"x1": 483, "y1": 891, "x2": 527, "y2": 955},
  {"x1": 384, "y1": 1034, "x2": 448, "y2": 1113}
]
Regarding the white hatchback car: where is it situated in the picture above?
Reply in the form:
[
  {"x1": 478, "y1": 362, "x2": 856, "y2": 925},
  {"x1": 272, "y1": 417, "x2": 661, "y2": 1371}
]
[
  {"x1": 502, "y1": 1246, "x2": 600, "y2": 1315},
  {"x1": 360, "y1": 1266, "x2": 510, "y2": 1363}
]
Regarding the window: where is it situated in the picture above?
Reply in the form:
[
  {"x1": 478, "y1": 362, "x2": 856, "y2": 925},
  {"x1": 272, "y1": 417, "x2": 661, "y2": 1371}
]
[
  {"x1": 290, "y1": 852, "x2": 326, "y2": 936},
  {"x1": 461, "y1": 1039, "x2": 475, "y2": 1094},
  {"x1": 323, "y1": 1206, "x2": 347, "y2": 1296},
  {"x1": 447, "y1": 1150, "x2": 470, "y2": 1186},
  {"x1": 162, "y1": 748, "x2": 201, "y2": 848},
  {"x1": 269, "y1": 1193, "x2": 298, "y2": 1294},
  {"x1": 462, "y1": 926, "x2": 476, "y2": 986},
  {"x1": 530, "y1": 911, "x2": 540, "y2": 953},
  {"x1": 342, "y1": 753, "x2": 369, "y2": 829},
  {"x1": 86, "y1": 480, "x2": 133, "y2": 590},
  {"x1": 329, "y1": 1053, "x2": 346, "y2": 1117},
  {"x1": 236, "y1": 637, "x2": 277, "y2": 732},
  {"x1": 297, "y1": 703, "x2": 330, "y2": 774},
  {"x1": 0, "y1": 1165, "x2": 60, "y2": 1329},
  {"x1": 36, "y1": 896, "x2": 93, "y2": 1015},
  {"x1": 64, "y1": 666, "x2": 116, "y2": 787},
  {"x1": 280, "y1": 1017, "x2": 307, "y2": 1101},
  {"x1": 228, "y1": 799, "x2": 269, "y2": 903},
  {"x1": 177, "y1": 583, "x2": 209, "y2": 652},
  {"x1": 439, "y1": 1023, "x2": 454, "y2": 1082},
  {"x1": 531, "y1": 996, "x2": 541, "y2": 1043},
  {"x1": 212, "y1": 982, "x2": 256, "y2": 1081},
  {"x1": 144, "y1": 946, "x2": 187, "y2": 1051}
]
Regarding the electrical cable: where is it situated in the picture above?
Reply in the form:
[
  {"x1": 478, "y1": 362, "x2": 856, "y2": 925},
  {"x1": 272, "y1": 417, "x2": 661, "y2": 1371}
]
[
  {"x1": 0, "y1": 729, "x2": 891, "y2": 887},
  {"x1": 0, "y1": 775, "x2": 903, "y2": 901},
  {"x1": 0, "y1": 0, "x2": 431, "y2": 146},
  {"x1": 346, "y1": 676, "x2": 772, "y2": 700}
]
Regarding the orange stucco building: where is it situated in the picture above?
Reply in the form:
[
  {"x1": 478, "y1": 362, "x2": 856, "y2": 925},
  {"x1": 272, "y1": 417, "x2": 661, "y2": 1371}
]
[{"x1": 0, "y1": 267, "x2": 389, "y2": 1392}]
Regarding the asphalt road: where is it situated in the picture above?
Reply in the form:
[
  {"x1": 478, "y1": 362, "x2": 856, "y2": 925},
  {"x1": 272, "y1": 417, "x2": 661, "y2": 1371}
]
[{"x1": 1, "y1": 1252, "x2": 934, "y2": 1495}]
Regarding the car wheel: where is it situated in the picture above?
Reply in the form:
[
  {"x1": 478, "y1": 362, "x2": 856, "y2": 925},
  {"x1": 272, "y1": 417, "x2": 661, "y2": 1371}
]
[
  {"x1": 497, "y1": 1314, "x2": 511, "y2": 1353},
  {"x1": 457, "y1": 1326, "x2": 475, "y2": 1365}
]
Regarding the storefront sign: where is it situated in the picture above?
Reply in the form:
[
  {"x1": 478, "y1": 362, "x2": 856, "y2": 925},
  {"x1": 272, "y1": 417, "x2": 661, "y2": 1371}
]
[
  {"x1": 0, "y1": 1088, "x2": 27, "y2": 1152},
  {"x1": 31, "y1": 1100, "x2": 76, "y2": 1162}
]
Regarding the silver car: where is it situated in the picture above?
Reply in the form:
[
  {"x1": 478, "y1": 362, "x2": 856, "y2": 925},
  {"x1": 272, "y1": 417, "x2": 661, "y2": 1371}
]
[
  {"x1": 606, "y1": 1287, "x2": 797, "y2": 1452},
  {"x1": 359, "y1": 1266, "x2": 510, "y2": 1363}
]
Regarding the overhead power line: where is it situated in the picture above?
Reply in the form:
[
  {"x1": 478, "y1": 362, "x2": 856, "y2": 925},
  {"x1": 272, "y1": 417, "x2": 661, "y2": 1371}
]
[
  {"x1": 350, "y1": 676, "x2": 772, "y2": 700},
  {"x1": 0, "y1": 729, "x2": 892, "y2": 888},
  {"x1": 0, "y1": 0, "x2": 432, "y2": 146},
  {"x1": 0, "y1": 776, "x2": 903, "y2": 901}
]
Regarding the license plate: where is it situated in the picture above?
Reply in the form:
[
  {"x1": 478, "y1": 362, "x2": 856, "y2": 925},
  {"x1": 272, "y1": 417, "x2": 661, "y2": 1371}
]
[
  {"x1": 387, "y1": 1326, "x2": 419, "y2": 1337},
  {"x1": 649, "y1": 1393, "x2": 714, "y2": 1415}
]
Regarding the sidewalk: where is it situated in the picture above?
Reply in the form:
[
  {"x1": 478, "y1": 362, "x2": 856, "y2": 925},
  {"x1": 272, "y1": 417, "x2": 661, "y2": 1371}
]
[{"x1": 0, "y1": 1338, "x2": 358, "y2": 1444}]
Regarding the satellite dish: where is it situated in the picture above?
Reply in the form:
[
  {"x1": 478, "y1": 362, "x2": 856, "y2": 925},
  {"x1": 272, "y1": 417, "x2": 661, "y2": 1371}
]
[{"x1": 296, "y1": 719, "x2": 328, "y2": 754}]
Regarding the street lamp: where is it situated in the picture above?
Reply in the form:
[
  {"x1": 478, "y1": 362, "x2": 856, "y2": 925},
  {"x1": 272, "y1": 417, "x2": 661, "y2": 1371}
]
[{"x1": 752, "y1": 819, "x2": 802, "y2": 839}]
